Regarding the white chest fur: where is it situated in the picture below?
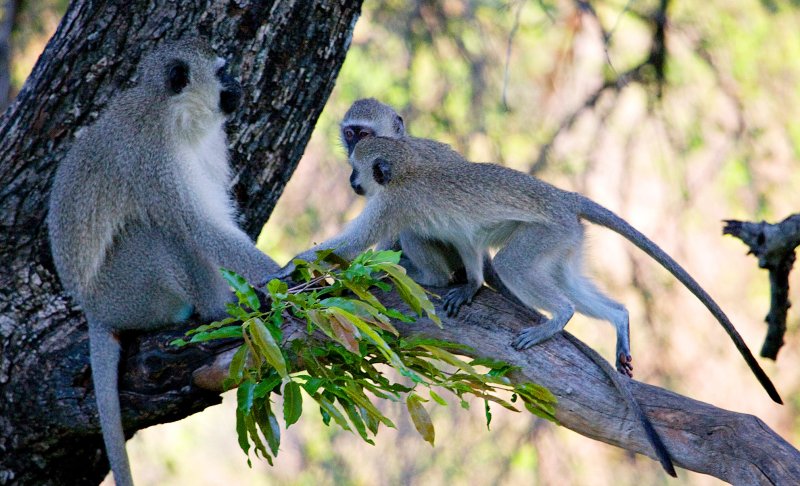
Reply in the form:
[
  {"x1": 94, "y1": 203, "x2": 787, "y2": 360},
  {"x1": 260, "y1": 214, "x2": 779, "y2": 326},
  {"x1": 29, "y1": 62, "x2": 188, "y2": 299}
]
[{"x1": 176, "y1": 126, "x2": 238, "y2": 230}]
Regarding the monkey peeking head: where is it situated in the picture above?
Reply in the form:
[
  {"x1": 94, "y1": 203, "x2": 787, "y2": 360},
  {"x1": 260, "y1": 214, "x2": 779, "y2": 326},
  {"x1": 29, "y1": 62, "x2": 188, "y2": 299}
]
[{"x1": 340, "y1": 98, "x2": 405, "y2": 156}]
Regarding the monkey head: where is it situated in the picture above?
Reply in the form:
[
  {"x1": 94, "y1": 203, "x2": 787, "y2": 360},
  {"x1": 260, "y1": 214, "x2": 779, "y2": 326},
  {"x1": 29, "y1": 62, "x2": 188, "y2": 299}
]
[
  {"x1": 348, "y1": 136, "x2": 416, "y2": 197},
  {"x1": 340, "y1": 98, "x2": 405, "y2": 156},
  {"x1": 136, "y1": 38, "x2": 242, "y2": 139}
]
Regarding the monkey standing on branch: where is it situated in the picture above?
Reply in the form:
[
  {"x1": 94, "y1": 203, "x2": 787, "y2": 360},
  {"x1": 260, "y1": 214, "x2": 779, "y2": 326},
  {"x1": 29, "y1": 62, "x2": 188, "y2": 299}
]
[
  {"x1": 47, "y1": 39, "x2": 278, "y2": 486},
  {"x1": 283, "y1": 135, "x2": 782, "y2": 405}
]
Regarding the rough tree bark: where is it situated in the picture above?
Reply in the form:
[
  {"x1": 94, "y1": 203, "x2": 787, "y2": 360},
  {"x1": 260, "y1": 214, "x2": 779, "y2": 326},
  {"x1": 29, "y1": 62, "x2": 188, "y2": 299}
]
[
  {"x1": 0, "y1": 0, "x2": 15, "y2": 110},
  {"x1": 0, "y1": 0, "x2": 363, "y2": 484},
  {"x1": 0, "y1": 1, "x2": 796, "y2": 485}
]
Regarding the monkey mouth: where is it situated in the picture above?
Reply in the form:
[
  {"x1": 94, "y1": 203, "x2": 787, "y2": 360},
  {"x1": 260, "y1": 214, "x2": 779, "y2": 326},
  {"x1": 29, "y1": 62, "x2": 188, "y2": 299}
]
[
  {"x1": 219, "y1": 74, "x2": 242, "y2": 114},
  {"x1": 351, "y1": 184, "x2": 365, "y2": 196}
]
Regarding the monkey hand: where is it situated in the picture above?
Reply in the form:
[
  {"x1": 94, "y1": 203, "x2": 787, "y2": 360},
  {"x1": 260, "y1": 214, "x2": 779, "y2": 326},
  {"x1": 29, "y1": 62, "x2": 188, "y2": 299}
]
[{"x1": 442, "y1": 285, "x2": 477, "y2": 317}]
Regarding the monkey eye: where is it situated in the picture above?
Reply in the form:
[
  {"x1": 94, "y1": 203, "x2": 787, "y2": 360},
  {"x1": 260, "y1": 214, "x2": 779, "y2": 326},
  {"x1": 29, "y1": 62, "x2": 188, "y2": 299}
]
[
  {"x1": 359, "y1": 129, "x2": 373, "y2": 138},
  {"x1": 344, "y1": 128, "x2": 355, "y2": 140}
]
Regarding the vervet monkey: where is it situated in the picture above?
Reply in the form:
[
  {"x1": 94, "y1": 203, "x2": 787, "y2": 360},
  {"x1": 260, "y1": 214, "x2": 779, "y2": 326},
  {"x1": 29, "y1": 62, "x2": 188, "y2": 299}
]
[
  {"x1": 340, "y1": 98, "x2": 504, "y2": 289},
  {"x1": 48, "y1": 39, "x2": 278, "y2": 486},
  {"x1": 284, "y1": 136, "x2": 781, "y2": 404}
]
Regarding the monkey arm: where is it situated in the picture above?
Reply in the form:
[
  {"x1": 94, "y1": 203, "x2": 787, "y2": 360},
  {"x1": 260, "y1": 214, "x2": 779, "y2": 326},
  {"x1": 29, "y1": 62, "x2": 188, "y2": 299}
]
[
  {"x1": 294, "y1": 201, "x2": 395, "y2": 263},
  {"x1": 196, "y1": 220, "x2": 279, "y2": 283}
]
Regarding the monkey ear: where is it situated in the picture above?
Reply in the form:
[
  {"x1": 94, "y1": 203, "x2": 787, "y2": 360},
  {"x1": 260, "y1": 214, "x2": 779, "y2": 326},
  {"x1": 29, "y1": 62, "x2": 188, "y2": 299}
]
[
  {"x1": 167, "y1": 60, "x2": 190, "y2": 95},
  {"x1": 372, "y1": 158, "x2": 392, "y2": 185},
  {"x1": 394, "y1": 115, "x2": 404, "y2": 134}
]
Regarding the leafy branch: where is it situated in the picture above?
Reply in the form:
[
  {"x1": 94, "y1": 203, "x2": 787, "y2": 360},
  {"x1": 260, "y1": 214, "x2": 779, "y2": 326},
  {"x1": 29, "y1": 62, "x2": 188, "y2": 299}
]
[{"x1": 175, "y1": 250, "x2": 557, "y2": 466}]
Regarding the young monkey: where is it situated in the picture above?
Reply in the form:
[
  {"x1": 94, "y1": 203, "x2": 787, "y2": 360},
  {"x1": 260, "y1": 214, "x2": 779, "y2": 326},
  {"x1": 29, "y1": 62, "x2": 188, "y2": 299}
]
[
  {"x1": 340, "y1": 98, "x2": 507, "y2": 291},
  {"x1": 285, "y1": 135, "x2": 782, "y2": 405}
]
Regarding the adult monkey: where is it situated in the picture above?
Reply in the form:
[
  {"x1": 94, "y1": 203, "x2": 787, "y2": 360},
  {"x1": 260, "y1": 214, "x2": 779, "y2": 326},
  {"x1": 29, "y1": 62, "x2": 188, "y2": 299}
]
[{"x1": 48, "y1": 39, "x2": 278, "y2": 486}]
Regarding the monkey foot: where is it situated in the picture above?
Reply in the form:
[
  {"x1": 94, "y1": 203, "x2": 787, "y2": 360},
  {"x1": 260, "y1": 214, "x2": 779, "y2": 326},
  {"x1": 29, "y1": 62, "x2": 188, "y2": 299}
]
[
  {"x1": 442, "y1": 286, "x2": 476, "y2": 316},
  {"x1": 512, "y1": 326, "x2": 556, "y2": 350},
  {"x1": 616, "y1": 353, "x2": 634, "y2": 377}
]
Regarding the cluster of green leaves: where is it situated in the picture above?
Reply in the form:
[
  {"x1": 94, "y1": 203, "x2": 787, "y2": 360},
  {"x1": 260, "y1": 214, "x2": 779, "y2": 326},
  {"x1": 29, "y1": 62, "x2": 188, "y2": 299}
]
[{"x1": 175, "y1": 250, "x2": 557, "y2": 466}]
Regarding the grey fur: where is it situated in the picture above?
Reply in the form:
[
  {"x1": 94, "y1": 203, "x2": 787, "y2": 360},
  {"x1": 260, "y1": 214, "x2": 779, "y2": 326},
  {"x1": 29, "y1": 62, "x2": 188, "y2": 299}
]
[
  {"x1": 291, "y1": 136, "x2": 781, "y2": 405},
  {"x1": 47, "y1": 39, "x2": 278, "y2": 486}
]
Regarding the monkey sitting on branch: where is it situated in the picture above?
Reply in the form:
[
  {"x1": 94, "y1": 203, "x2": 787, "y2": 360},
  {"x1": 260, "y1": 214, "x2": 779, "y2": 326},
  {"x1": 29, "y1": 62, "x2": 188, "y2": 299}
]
[
  {"x1": 279, "y1": 134, "x2": 782, "y2": 406},
  {"x1": 47, "y1": 39, "x2": 279, "y2": 486}
]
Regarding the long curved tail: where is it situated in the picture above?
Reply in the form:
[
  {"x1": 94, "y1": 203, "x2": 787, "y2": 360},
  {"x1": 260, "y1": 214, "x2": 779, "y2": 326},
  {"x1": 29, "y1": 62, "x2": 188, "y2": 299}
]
[
  {"x1": 89, "y1": 323, "x2": 134, "y2": 486},
  {"x1": 577, "y1": 196, "x2": 782, "y2": 404}
]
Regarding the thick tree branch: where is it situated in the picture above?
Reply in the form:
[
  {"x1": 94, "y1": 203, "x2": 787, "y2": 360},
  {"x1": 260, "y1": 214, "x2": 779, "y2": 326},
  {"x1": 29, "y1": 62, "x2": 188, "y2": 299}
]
[
  {"x1": 130, "y1": 287, "x2": 799, "y2": 484},
  {"x1": 724, "y1": 214, "x2": 800, "y2": 359}
]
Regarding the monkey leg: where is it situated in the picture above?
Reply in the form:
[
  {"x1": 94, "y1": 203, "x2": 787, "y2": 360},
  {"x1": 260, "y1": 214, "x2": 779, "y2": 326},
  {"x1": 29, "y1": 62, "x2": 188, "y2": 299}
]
[
  {"x1": 560, "y1": 260, "x2": 633, "y2": 376},
  {"x1": 442, "y1": 242, "x2": 485, "y2": 316},
  {"x1": 399, "y1": 232, "x2": 459, "y2": 287},
  {"x1": 492, "y1": 223, "x2": 579, "y2": 349},
  {"x1": 86, "y1": 228, "x2": 231, "y2": 329}
]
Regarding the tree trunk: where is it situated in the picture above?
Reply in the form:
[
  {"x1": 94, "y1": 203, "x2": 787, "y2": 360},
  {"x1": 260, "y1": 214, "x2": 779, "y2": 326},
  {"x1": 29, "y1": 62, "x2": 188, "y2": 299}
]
[
  {"x1": 0, "y1": 0, "x2": 362, "y2": 484},
  {"x1": 0, "y1": 0, "x2": 15, "y2": 110}
]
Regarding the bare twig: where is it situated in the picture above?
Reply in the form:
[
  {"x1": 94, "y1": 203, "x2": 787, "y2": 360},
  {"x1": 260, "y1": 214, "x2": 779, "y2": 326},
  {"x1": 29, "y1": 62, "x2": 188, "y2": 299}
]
[{"x1": 724, "y1": 214, "x2": 800, "y2": 359}]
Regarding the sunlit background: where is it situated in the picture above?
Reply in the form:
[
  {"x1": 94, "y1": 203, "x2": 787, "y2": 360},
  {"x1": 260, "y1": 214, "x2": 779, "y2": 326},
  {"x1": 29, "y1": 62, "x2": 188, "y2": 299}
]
[{"x1": 6, "y1": 0, "x2": 800, "y2": 484}]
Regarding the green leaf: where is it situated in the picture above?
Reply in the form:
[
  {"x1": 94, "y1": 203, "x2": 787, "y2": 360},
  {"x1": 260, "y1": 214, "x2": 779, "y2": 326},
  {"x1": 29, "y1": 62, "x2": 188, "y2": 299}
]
[
  {"x1": 376, "y1": 262, "x2": 441, "y2": 326},
  {"x1": 267, "y1": 278, "x2": 289, "y2": 299},
  {"x1": 188, "y1": 326, "x2": 243, "y2": 343},
  {"x1": 253, "y1": 373, "x2": 282, "y2": 399},
  {"x1": 340, "y1": 397, "x2": 374, "y2": 444},
  {"x1": 315, "y1": 395, "x2": 352, "y2": 431},
  {"x1": 227, "y1": 345, "x2": 249, "y2": 388},
  {"x1": 356, "y1": 249, "x2": 402, "y2": 265},
  {"x1": 406, "y1": 394, "x2": 435, "y2": 445},
  {"x1": 253, "y1": 401, "x2": 280, "y2": 457},
  {"x1": 235, "y1": 409, "x2": 252, "y2": 465},
  {"x1": 515, "y1": 382, "x2": 558, "y2": 405},
  {"x1": 524, "y1": 400, "x2": 558, "y2": 423},
  {"x1": 484, "y1": 400, "x2": 492, "y2": 430},
  {"x1": 237, "y1": 379, "x2": 256, "y2": 414},
  {"x1": 421, "y1": 345, "x2": 483, "y2": 380},
  {"x1": 221, "y1": 268, "x2": 260, "y2": 311},
  {"x1": 429, "y1": 390, "x2": 448, "y2": 406},
  {"x1": 248, "y1": 318, "x2": 288, "y2": 379},
  {"x1": 327, "y1": 308, "x2": 406, "y2": 372},
  {"x1": 341, "y1": 282, "x2": 387, "y2": 312},
  {"x1": 283, "y1": 381, "x2": 303, "y2": 428},
  {"x1": 341, "y1": 383, "x2": 396, "y2": 428},
  {"x1": 245, "y1": 413, "x2": 270, "y2": 461}
]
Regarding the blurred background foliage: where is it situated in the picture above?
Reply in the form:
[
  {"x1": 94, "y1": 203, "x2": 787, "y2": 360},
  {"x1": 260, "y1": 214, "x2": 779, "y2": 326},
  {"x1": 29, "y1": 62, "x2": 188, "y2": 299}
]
[{"x1": 5, "y1": 0, "x2": 800, "y2": 484}]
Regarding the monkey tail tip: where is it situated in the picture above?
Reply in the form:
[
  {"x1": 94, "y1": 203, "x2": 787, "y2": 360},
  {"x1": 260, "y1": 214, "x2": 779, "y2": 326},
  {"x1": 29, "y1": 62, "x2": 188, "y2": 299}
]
[
  {"x1": 765, "y1": 381, "x2": 783, "y2": 405},
  {"x1": 641, "y1": 415, "x2": 677, "y2": 477},
  {"x1": 752, "y1": 361, "x2": 783, "y2": 404}
]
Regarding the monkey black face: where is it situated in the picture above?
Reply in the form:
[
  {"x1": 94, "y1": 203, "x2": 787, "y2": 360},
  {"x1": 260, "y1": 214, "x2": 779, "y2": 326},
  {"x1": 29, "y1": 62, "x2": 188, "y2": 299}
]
[
  {"x1": 217, "y1": 67, "x2": 242, "y2": 115},
  {"x1": 349, "y1": 168, "x2": 365, "y2": 196},
  {"x1": 342, "y1": 125, "x2": 375, "y2": 156}
]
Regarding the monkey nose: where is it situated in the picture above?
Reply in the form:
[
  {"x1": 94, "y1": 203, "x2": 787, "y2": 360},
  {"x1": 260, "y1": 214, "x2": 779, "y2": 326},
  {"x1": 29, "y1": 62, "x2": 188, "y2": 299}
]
[
  {"x1": 351, "y1": 183, "x2": 365, "y2": 196},
  {"x1": 219, "y1": 74, "x2": 242, "y2": 114}
]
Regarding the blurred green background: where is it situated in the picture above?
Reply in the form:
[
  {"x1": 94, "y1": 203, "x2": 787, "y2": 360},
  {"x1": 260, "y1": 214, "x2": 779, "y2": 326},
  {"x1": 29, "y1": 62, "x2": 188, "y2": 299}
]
[{"x1": 5, "y1": 0, "x2": 800, "y2": 484}]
